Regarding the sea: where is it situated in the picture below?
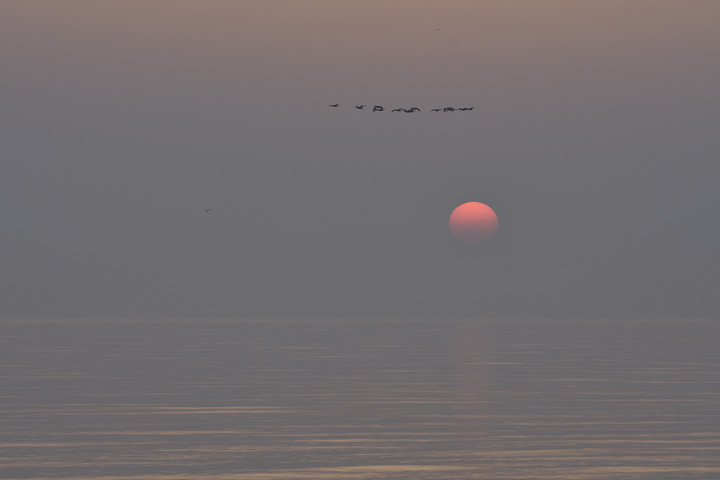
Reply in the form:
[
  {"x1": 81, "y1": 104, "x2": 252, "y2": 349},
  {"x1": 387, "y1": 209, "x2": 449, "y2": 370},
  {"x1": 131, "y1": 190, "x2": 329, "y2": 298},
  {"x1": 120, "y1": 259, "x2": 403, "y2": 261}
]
[{"x1": 1, "y1": 318, "x2": 719, "y2": 479}]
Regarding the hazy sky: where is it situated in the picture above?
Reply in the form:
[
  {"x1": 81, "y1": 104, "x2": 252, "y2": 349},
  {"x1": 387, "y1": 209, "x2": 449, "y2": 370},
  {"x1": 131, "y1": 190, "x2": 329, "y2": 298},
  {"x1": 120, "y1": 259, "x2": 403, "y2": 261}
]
[{"x1": 2, "y1": 1, "x2": 719, "y2": 319}]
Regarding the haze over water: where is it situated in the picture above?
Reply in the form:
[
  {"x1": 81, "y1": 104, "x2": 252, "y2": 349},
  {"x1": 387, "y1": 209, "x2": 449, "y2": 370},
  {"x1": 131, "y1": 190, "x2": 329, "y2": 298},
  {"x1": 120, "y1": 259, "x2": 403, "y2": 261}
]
[
  {"x1": 2, "y1": 318, "x2": 719, "y2": 479},
  {"x1": 2, "y1": 2, "x2": 720, "y2": 478}
]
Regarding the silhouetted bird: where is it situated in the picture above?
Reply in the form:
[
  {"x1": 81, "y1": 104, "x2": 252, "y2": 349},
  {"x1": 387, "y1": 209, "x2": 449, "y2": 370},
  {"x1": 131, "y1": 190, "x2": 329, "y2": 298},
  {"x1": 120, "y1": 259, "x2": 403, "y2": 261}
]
[
  {"x1": 444, "y1": 107, "x2": 456, "y2": 112},
  {"x1": 392, "y1": 108, "x2": 403, "y2": 112},
  {"x1": 204, "y1": 209, "x2": 212, "y2": 213},
  {"x1": 431, "y1": 108, "x2": 440, "y2": 112},
  {"x1": 328, "y1": 103, "x2": 340, "y2": 107},
  {"x1": 355, "y1": 105, "x2": 366, "y2": 110},
  {"x1": 373, "y1": 105, "x2": 384, "y2": 112},
  {"x1": 459, "y1": 107, "x2": 474, "y2": 111},
  {"x1": 408, "y1": 107, "x2": 420, "y2": 112}
]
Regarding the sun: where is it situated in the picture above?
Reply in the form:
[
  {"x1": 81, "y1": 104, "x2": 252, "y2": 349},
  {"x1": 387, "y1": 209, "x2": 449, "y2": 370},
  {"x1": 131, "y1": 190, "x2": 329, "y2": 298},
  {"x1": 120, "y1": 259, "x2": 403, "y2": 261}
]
[{"x1": 449, "y1": 202, "x2": 498, "y2": 243}]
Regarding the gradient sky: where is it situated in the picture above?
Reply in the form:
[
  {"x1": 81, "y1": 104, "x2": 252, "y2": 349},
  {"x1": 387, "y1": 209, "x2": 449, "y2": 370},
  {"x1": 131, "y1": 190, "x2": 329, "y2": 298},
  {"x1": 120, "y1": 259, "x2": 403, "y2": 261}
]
[{"x1": 2, "y1": 1, "x2": 719, "y2": 319}]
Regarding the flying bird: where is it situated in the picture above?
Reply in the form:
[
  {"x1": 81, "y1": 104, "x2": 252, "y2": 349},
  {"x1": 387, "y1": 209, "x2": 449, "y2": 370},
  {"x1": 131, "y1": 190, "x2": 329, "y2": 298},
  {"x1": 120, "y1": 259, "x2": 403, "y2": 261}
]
[
  {"x1": 355, "y1": 105, "x2": 366, "y2": 110},
  {"x1": 459, "y1": 107, "x2": 474, "y2": 111},
  {"x1": 372, "y1": 105, "x2": 384, "y2": 112},
  {"x1": 392, "y1": 108, "x2": 403, "y2": 112},
  {"x1": 431, "y1": 108, "x2": 440, "y2": 112},
  {"x1": 328, "y1": 103, "x2": 340, "y2": 107},
  {"x1": 408, "y1": 107, "x2": 420, "y2": 112},
  {"x1": 444, "y1": 107, "x2": 456, "y2": 112}
]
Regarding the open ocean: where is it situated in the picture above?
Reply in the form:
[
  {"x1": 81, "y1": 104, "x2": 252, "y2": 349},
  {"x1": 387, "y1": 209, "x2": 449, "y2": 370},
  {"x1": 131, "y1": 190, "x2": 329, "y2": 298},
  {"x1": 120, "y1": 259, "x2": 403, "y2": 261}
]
[{"x1": 1, "y1": 318, "x2": 719, "y2": 479}]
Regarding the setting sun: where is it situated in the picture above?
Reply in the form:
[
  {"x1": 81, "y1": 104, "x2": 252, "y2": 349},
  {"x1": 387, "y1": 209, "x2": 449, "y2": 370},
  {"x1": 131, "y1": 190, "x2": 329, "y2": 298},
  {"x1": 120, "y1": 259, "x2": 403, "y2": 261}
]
[{"x1": 449, "y1": 202, "x2": 498, "y2": 243}]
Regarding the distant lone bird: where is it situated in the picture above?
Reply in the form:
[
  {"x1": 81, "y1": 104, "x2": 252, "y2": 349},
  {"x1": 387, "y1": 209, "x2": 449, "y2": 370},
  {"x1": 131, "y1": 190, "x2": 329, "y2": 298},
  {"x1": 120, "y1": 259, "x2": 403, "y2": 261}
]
[
  {"x1": 458, "y1": 107, "x2": 474, "y2": 111},
  {"x1": 355, "y1": 105, "x2": 366, "y2": 110},
  {"x1": 372, "y1": 105, "x2": 384, "y2": 112},
  {"x1": 408, "y1": 107, "x2": 420, "y2": 112},
  {"x1": 443, "y1": 107, "x2": 456, "y2": 112},
  {"x1": 328, "y1": 103, "x2": 340, "y2": 107},
  {"x1": 204, "y1": 209, "x2": 212, "y2": 213},
  {"x1": 431, "y1": 108, "x2": 440, "y2": 112},
  {"x1": 392, "y1": 108, "x2": 403, "y2": 112}
]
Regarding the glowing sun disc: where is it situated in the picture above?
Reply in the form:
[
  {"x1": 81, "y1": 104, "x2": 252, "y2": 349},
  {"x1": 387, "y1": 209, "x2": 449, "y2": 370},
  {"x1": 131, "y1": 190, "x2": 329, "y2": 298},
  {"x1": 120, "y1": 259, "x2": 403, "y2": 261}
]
[{"x1": 449, "y1": 202, "x2": 498, "y2": 243}]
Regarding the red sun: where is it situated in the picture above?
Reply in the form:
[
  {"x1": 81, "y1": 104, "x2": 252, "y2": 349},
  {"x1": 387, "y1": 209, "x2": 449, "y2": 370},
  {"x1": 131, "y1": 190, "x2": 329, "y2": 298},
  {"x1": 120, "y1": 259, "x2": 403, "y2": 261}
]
[{"x1": 449, "y1": 202, "x2": 498, "y2": 243}]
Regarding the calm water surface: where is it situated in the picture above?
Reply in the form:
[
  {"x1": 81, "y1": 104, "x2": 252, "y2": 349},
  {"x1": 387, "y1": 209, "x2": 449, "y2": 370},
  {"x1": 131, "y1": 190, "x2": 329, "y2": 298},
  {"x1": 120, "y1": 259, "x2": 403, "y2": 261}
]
[{"x1": 1, "y1": 319, "x2": 719, "y2": 479}]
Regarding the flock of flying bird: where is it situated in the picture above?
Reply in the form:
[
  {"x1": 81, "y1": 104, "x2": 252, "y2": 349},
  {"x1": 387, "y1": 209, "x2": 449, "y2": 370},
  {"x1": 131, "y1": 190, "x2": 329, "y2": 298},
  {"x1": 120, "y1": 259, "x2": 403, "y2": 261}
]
[{"x1": 328, "y1": 104, "x2": 474, "y2": 112}]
